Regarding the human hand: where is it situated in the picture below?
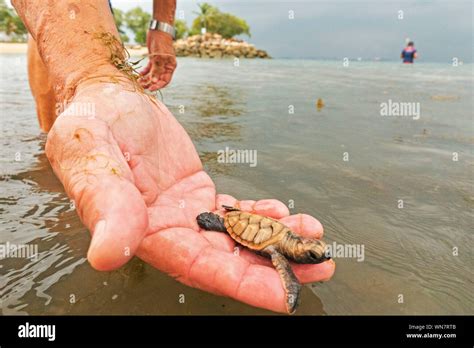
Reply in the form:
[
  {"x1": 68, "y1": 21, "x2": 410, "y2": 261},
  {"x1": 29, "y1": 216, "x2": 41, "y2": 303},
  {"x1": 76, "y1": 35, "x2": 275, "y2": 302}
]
[
  {"x1": 45, "y1": 82, "x2": 335, "y2": 313},
  {"x1": 139, "y1": 30, "x2": 177, "y2": 91}
]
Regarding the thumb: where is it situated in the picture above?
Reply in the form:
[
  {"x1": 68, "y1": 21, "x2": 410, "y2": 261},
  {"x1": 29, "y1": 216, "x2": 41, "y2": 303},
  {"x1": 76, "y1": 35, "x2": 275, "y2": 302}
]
[
  {"x1": 46, "y1": 118, "x2": 148, "y2": 271},
  {"x1": 139, "y1": 60, "x2": 152, "y2": 75},
  {"x1": 82, "y1": 179, "x2": 148, "y2": 271}
]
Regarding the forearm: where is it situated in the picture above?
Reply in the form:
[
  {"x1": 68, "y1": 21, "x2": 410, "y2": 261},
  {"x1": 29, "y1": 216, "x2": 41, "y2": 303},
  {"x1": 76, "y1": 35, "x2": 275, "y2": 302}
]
[
  {"x1": 153, "y1": 0, "x2": 176, "y2": 24},
  {"x1": 12, "y1": 0, "x2": 123, "y2": 102}
]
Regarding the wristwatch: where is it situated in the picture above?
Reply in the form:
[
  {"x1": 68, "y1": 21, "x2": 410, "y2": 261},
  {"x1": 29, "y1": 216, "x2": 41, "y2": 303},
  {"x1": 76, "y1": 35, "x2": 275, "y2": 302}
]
[{"x1": 149, "y1": 20, "x2": 176, "y2": 39}]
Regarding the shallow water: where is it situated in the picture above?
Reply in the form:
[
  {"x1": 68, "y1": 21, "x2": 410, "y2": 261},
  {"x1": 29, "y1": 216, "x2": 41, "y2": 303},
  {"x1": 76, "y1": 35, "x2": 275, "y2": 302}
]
[{"x1": 1, "y1": 55, "x2": 473, "y2": 315}]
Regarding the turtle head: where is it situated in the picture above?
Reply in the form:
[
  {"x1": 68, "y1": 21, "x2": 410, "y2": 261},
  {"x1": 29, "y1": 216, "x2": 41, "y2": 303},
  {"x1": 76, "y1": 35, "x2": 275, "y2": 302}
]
[{"x1": 289, "y1": 237, "x2": 331, "y2": 264}]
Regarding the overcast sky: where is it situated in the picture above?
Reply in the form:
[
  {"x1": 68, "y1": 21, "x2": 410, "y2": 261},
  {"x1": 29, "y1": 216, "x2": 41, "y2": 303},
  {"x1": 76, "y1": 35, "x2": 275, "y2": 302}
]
[{"x1": 34, "y1": 0, "x2": 474, "y2": 62}]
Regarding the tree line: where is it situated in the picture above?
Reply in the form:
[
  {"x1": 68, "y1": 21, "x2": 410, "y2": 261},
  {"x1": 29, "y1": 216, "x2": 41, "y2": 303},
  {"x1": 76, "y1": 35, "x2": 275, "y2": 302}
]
[
  {"x1": 0, "y1": 1, "x2": 250, "y2": 44},
  {"x1": 115, "y1": 3, "x2": 250, "y2": 44},
  {"x1": 0, "y1": 0, "x2": 27, "y2": 41}
]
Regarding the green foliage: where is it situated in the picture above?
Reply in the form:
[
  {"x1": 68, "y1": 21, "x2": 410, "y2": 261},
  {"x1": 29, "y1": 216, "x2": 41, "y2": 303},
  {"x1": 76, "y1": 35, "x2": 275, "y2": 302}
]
[
  {"x1": 124, "y1": 7, "x2": 151, "y2": 45},
  {"x1": 112, "y1": 8, "x2": 129, "y2": 43},
  {"x1": 0, "y1": 1, "x2": 252, "y2": 45},
  {"x1": 190, "y1": 3, "x2": 250, "y2": 38},
  {"x1": 210, "y1": 12, "x2": 250, "y2": 38},
  {"x1": 174, "y1": 19, "x2": 188, "y2": 40},
  {"x1": 191, "y1": 3, "x2": 217, "y2": 33},
  {"x1": 121, "y1": 3, "x2": 251, "y2": 44},
  {"x1": 0, "y1": 0, "x2": 27, "y2": 41}
]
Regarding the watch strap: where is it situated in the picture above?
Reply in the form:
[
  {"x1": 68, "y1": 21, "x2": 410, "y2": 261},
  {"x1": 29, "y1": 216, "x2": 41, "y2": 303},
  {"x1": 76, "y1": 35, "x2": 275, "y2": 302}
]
[{"x1": 149, "y1": 20, "x2": 176, "y2": 39}]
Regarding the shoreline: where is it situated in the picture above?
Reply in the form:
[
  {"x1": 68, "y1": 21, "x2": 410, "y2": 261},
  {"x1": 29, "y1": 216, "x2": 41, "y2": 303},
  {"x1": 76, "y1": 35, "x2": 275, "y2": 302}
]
[
  {"x1": 2, "y1": 43, "x2": 471, "y2": 64},
  {"x1": 0, "y1": 42, "x2": 148, "y2": 56},
  {"x1": 0, "y1": 42, "x2": 27, "y2": 54},
  {"x1": 0, "y1": 35, "x2": 271, "y2": 59}
]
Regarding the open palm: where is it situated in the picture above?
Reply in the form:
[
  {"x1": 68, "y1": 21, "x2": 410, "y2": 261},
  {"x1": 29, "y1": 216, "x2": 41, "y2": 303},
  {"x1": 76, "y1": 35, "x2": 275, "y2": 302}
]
[{"x1": 46, "y1": 82, "x2": 335, "y2": 313}]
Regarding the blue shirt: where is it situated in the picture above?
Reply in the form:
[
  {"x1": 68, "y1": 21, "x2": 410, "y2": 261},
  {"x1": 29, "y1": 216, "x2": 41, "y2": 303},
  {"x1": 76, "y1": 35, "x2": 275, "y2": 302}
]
[{"x1": 402, "y1": 47, "x2": 417, "y2": 63}]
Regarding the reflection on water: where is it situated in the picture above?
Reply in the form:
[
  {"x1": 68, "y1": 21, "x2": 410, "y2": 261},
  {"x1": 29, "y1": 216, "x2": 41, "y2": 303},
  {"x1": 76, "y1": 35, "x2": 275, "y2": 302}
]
[
  {"x1": 172, "y1": 84, "x2": 244, "y2": 145},
  {"x1": 197, "y1": 151, "x2": 233, "y2": 176},
  {"x1": 0, "y1": 54, "x2": 473, "y2": 315},
  {"x1": 173, "y1": 84, "x2": 246, "y2": 176},
  {"x1": 192, "y1": 85, "x2": 244, "y2": 118},
  {"x1": 187, "y1": 119, "x2": 242, "y2": 144}
]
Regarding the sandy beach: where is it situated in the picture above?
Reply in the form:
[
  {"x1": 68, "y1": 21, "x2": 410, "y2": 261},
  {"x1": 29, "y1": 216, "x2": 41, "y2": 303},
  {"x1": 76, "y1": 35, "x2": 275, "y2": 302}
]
[
  {"x1": 0, "y1": 42, "x2": 148, "y2": 56},
  {"x1": 0, "y1": 42, "x2": 26, "y2": 54}
]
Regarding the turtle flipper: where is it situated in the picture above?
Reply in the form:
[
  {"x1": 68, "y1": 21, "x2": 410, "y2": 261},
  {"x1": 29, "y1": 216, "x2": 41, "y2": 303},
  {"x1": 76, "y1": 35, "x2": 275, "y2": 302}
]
[
  {"x1": 265, "y1": 246, "x2": 302, "y2": 314},
  {"x1": 222, "y1": 205, "x2": 240, "y2": 212},
  {"x1": 196, "y1": 212, "x2": 227, "y2": 232}
]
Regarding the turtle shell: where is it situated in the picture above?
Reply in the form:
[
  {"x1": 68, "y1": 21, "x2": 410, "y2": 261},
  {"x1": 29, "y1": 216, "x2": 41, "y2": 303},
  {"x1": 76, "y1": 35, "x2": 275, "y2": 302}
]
[{"x1": 224, "y1": 211, "x2": 291, "y2": 250}]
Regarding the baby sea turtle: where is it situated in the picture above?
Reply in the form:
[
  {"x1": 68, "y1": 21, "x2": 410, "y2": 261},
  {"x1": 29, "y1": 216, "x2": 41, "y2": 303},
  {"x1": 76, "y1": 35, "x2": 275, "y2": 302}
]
[{"x1": 196, "y1": 205, "x2": 330, "y2": 314}]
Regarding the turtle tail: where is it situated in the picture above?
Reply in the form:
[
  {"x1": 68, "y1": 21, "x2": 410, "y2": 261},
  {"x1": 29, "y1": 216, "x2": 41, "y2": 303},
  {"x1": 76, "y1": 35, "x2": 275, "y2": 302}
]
[{"x1": 196, "y1": 212, "x2": 227, "y2": 232}]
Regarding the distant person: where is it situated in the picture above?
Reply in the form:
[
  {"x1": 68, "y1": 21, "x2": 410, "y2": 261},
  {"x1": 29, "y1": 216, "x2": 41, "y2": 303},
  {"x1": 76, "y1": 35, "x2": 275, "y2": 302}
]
[{"x1": 401, "y1": 41, "x2": 417, "y2": 64}]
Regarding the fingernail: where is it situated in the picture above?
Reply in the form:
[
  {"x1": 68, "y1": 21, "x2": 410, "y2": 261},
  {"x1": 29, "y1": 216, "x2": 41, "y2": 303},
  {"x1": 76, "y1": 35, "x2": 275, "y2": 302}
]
[
  {"x1": 88, "y1": 220, "x2": 107, "y2": 258},
  {"x1": 152, "y1": 77, "x2": 158, "y2": 83}
]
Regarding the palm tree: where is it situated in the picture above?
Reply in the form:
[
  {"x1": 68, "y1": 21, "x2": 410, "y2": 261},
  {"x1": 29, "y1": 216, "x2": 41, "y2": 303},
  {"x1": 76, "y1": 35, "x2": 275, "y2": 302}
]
[{"x1": 193, "y1": 3, "x2": 216, "y2": 34}]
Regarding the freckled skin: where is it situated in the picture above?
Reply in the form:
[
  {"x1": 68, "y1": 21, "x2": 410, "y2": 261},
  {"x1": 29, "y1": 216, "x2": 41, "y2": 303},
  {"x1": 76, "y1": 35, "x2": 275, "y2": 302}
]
[{"x1": 13, "y1": 0, "x2": 335, "y2": 313}]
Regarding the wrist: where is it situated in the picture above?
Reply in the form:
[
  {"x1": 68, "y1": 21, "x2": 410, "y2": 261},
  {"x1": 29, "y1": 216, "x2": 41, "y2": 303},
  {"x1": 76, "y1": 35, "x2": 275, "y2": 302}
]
[
  {"x1": 149, "y1": 29, "x2": 174, "y2": 42},
  {"x1": 74, "y1": 66, "x2": 136, "y2": 96}
]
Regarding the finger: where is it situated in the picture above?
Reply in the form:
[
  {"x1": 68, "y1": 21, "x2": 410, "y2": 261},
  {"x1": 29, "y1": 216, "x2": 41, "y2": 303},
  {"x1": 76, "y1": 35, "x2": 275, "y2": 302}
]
[
  {"x1": 46, "y1": 117, "x2": 148, "y2": 271},
  {"x1": 252, "y1": 199, "x2": 290, "y2": 219},
  {"x1": 149, "y1": 72, "x2": 173, "y2": 91},
  {"x1": 139, "y1": 61, "x2": 151, "y2": 75},
  {"x1": 235, "y1": 199, "x2": 256, "y2": 211},
  {"x1": 138, "y1": 62, "x2": 152, "y2": 88},
  {"x1": 214, "y1": 195, "x2": 290, "y2": 220},
  {"x1": 147, "y1": 65, "x2": 165, "y2": 91},
  {"x1": 291, "y1": 260, "x2": 336, "y2": 283},
  {"x1": 215, "y1": 194, "x2": 237, "y2": 211},
  {"x1": 148, "y1": 80, "x2": 167, "y2": 91},
  {"x1": 138, "y1": 74, "x2": 152, "y2": 89},
  {"x1": 279, "y1": 214, "x2": 324, "y2": 239},
  {"x1": 137, "y1": 228, "x2": 289, "y2": 313},
  {"x1": 84, "y1": 180, "x2": 149, "y2": 271}
]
